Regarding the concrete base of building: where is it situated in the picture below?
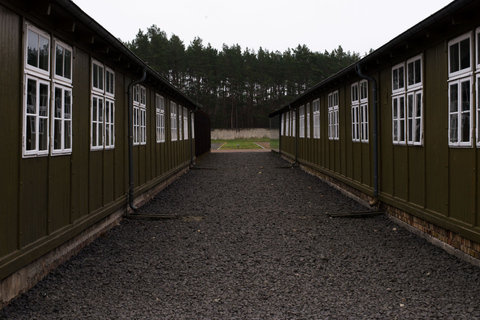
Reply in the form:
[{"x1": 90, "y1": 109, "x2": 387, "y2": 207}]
[{"x1": 0, "y1": 165, "x2": 190, "y2": 309}]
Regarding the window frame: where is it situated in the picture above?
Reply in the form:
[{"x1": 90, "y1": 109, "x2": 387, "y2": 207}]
[
  {"x1": 406, "y1": 55, "x2": 423, "y2": 90},
  {"x1": 132, "y1": 84, "x2": 146, "y2": 146},
  {"x1": 392, "y1": 63, "x2": 405, "y2": 94},
  {"x1": 25, "y1": 23, "x2": 51, "y2": 78},
  {"x1": 448, "y1": 77, "x2": 473, "y2": 147},
  {"x1": 171, "y1": 101, "x2": 178, "y2": 141},
  {"x1": 91, "y1": 59, "x2": 104, "y2": 94},
  {"x1": 306, "y1": 103, "x2": 311, "y2": 139},
  {"x1": 51, "y1": 84, "x2": 73, "y2": 155},
  {"x1": 23, "y1": 76, "x2": 50, "y2": 157},
  {"x1": 392, "y1": 95, "x2": 406, "y2": 145},
  {"x1": 104, "y1": 99, "x2": 115, "y2": 149},
  {"x1": 299, "y1": 105, "x2": 305, "y2": 138},
  {"x1": 183, "y1": 106, "x2": 188, "y2": 140},
  {"x1": 53, "y1": 39, "x2": 72, "y2": 85},
  {"x1": 156, "y1": 94, "x2": 165, "y2": 143},
  {"x1": 313, "y1": 99, "x2": 320, "y2": 139},
  {"x1": 328, "y1": 91, "x2": 339, "y2": 141},
  {"x1": 448, "y1": 32, "x2": 473, "y2": 81}
]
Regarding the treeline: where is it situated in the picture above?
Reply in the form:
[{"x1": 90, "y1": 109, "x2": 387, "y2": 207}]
[{"x1": 126, "y1": 25, "x2": 362, "y2": 129}]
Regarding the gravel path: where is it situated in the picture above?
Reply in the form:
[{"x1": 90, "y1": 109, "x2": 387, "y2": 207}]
[{"x1": 2, "y1": 152, "x2": 480, "y2": 319}]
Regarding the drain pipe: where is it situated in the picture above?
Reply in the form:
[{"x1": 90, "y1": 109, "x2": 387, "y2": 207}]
[
  {"x1": 127, "y1": 68, "x2": 147, "y2": 211},
  {"x1": 190, "y1": 106, "x2": 199, "y2": 166},
  {"x1": 290, "y1": 105, "x2": 298, "y2": 166},
  {"x1": 356, "y1": 65, "x2": 379, "y2": 206}
]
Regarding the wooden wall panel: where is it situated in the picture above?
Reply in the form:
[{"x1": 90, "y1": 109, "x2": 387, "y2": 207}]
[
  {"x1": 0, "y1": 5, "x2": 21, "y2": 256},
  {"x1": 48, "y1": 156, "x2": 71, "y2": 232},
  {"x1": 71, "y1": 49, "x2": 90, "y2": 222}
]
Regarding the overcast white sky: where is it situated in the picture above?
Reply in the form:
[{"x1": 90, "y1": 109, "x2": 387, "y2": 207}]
[{"x1": 73, "y1": 0, "x2": 453, "y2": 55}]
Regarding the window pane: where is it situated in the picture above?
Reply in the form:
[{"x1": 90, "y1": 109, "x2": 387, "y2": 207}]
[
  {"x1": 450, "y1": 83, "x2": 458, "y2": 112},
  {"x1": 27, "y1": 30, "x2": 39, "y2": 67},
  {"x1": 54, "y1": 119, "x2": 61, "y2": 150},
  {"x1": 408, "y1": 94, "x2": 414, "y2": 117},
  {"x1": 39, "y1": 84, "x2": 48, "y2": 117},
  {"x1": 39, "y1": 118, "x2": 48, "y2": 150},
  {"x1": 450, "y1": 114, "x2": 458, "y2": 142},
  {"x1": 393, "y1": 69, "x2": 398, "y2": 90},
  {"x1": 414, "y1": 59, "x2": 421, "y2": 83},
  {"x1": 55, "y1": 45, "x2": 64, "y2": 77},
  {"x1": 55, "y1": 88, "x2": 62, "y2": 118},
  {"x1": 461, "y1": 80, "x2": 470, "y2": 112},
  {"x1": 461, "y1": 113, "x2": 470, "y2": 142},
  {"x1": 64, "y1": 91, "x2": 71, "y2": 119},
  {"x1": 415, "y1": 119, "x2": 421, "y2": 143},
  {"x1": 64, "y1": 120, "x2": 71, "y2": 149},
  {"x1": 27, "y1": 79, "x2": 36, "y2": 114},
  {"x1": 460, "y1": 38, "x2": 470, "y2": 70},
  {"x1": 92, "y1": 98, "x2": 98, "y2": 121},
  {"x1": 64, "y1": 49, "x2": 72, "y2": 79},
  {"x1": 93, "y1": 64, "x2": 98, "y2": 88},
  {"x1": 39, "y1": 35, "x2": 49, "y2": 71},
  {"x1": 416, "y1": 93, "x2": 422, "y2": 117},
  {"x1": 408, "y1": 62, "x2": 414, "y2": 86},
  {"x1": 98, "y1": 99, "x2": 104, "y2": 122},
  {"x1": 99, "y1": 66, "x2": 104, "y2": 90},
  {"x1": 399, "y1": 66, "x2": 404, "y2": 88},
  {"x1": 393, "y1": 98, "x2": 398, "y2": 119},
  {"x1": 450, "y1": 43, "x2": 459, "y2": 73},
  {"x1": 26, "y1": 115, "x2": 36, "y2": 150},
  {"x1": 400, "y1": 120, "x2": 405, "y2": 141}
]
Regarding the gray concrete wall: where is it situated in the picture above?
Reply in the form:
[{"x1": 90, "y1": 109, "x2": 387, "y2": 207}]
[{"x1": 211, "y1": 129, "x2": 270, "y2": 140}]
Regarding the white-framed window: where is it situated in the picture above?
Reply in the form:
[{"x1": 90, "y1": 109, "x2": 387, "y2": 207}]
[
  {"x1": 156, "y1": 94, "x2": 165, "y2": 143},
  {"x1": 23, "y1": 24, "x2": 51, "y2": 157},
  {"x1": 351, "y1": 83, "x2": 359, "y2": 142},
  {"x1": 54, "y1": 39, "x2": 72, "y2": 85},
  {"x1": 351, "y1": 80, "x2": 369, "y2": 143},
  {"x1": 178, "y1": 105, "x2": 183, "y2": 141},
  {"x1": 133, "y1": 84, "x2": 146, "y2": 145},
  {"x1": 313, "y1": 99, "x2": 320, "y2": 139},
  {"x1": 25, "y1": 23, "x2": 50, "y2": 78},
  {"x1": 91, "y1": 60, "x2": 115, "y2": 150},
  {"x1": 406, "y1": 91, "x2": 422, "y2": 145},
  {"x1": 449, "y1": 77, "x2": 472, "y2": 146},
  {"x1": 285, "y1": 112, "x2": 290, "y2": 137},
  {"x1": 52, "y1": 85, "x2": 72, "y2": 155},
  {"x1": 392, "y1": 63, "x2": 405, "y2": 94},
  {"x1": 392, "y1": 55, "x2": 423, "y2": 146},
  {"x1": 392, "y1": 96, "x2": 406, "y2": 144},
  {"x1": 448, "y1": 33, "x2": 473, "y2": 147},
  {"x1": 91, "y1": 95, "x2": 104, "y2": 149},
  {"x1": 171, "y1": 102, "x2": 178, "y2": 141},
  {"x1": 328, "y1": 91, "x2": 339, "y2": 140},
  {"x1": 306, "y1": 103, "x2": 311, "y2": 138},
  {"x1": 299, "y1": 105, "x2": 305, "y2": 138},
  {"x1": 449, "y1": 32, "x2": 472, "y2": 81},
  {"x1": 183, "y1": 106, "x2": 188, "y2": 140},
  {"x1": 281, "y1": 113, "x2": 285, "y2": 136},
  {"x1": 105, "y1": 99, "x2": 115, "y2": 148},
  {"x1": 24, "y1": 76, "x2": 50, "y2": 157},
  {"x1": 92, "y1": 59, "x2": 104, "y2": 94},
  {"x1": 105, "y1": 68, "x2": 114, "y2": 97}
]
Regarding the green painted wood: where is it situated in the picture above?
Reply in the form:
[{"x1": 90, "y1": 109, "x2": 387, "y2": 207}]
[{"x1": 0, "y1": 6, "x2": 21, "y2": 257}]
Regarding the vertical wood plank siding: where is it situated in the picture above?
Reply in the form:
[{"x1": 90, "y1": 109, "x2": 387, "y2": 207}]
[
  {"x1": 0, "y1": 6, "x2": 21, "y2": 257},
  {"x1": 0, "y1": 1, "x2": 208, "y2": 281},
  {"x1": 274, "y1": 2, "x2": 480, "y2": 246}
]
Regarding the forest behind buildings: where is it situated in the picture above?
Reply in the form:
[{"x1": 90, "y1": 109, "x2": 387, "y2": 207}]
[{"x1": 126, "y1": 25, "x2": 364, "y2": 129}]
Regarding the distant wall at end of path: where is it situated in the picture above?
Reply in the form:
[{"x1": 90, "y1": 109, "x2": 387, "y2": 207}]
[{"x1": 211, "y1": 128, "x2": 270, "y2": 140}]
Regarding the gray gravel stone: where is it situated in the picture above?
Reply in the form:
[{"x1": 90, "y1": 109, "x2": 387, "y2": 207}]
[{"x1": 1, "y1": 152, "x2": 480, "y2": 319}]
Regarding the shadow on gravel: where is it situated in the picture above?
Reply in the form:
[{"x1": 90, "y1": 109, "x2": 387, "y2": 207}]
[{"x1": 1, "y1": 152, "x2": 480, "y2": 319}]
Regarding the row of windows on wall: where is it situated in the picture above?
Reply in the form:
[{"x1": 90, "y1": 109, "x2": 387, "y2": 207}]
[
  {"x1": 23, "y1": 22, "x2": 194, "y2": 158},
  {"x1": 280, "y1": 27, "x2": 480, "y2": 149}
]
